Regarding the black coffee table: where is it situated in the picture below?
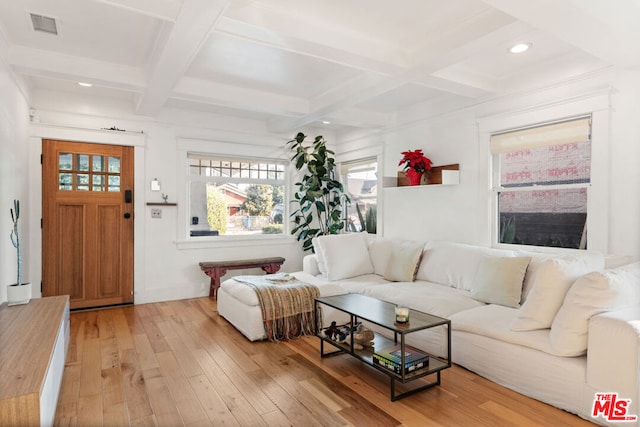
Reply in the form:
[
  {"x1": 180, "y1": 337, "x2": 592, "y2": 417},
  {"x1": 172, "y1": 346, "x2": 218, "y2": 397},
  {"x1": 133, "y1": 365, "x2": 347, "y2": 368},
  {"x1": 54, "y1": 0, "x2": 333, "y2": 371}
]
[{"x1": 315, "y1": 293, "x2": 451, "y2": 401}]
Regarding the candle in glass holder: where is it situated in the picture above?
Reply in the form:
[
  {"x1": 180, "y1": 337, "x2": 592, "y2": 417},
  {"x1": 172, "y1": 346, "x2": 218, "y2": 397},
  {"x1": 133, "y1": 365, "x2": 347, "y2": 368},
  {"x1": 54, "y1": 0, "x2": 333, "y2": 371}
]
[{"x1": 395, "y1": 306, "x2": 410, "y2": 324}]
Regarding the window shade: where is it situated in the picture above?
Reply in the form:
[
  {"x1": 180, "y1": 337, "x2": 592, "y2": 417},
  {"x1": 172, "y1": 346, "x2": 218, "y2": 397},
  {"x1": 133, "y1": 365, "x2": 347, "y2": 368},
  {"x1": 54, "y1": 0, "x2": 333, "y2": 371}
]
[
  {"x1": 490, "y1": 116, "x2": 591, "y2": 154},
  {"x1": 340, "y1": 158, "x2": 376, "y2": 175}
]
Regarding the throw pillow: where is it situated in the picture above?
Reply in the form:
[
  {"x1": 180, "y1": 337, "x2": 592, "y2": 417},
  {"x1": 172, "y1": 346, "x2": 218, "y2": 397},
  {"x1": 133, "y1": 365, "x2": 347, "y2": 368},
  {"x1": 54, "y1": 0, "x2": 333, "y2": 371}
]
[
  {"x1": 511, "y1": 254, "x2": 605, "y2": 331},
  {"x1": 470, "y1": 257, "x2": 531, "y2": 308},
  {"x1": 383, "y1": 241, "x2": 424, "y2": 282},
  {"x1": 416, "y1": 241, "x2": 517, "y2": 290},
  {"x1": 312, "y1": 237, "x2": 328, "y2": 277},
  {"x1": 315, "y1": 233, "x2": 374, "y2": 281},
  {"x1": 549, "y1": 261, "x2": 640, "y2": 356},
  {"x1": 368, "y1": 238, "x2": 399, "y2": 276}
]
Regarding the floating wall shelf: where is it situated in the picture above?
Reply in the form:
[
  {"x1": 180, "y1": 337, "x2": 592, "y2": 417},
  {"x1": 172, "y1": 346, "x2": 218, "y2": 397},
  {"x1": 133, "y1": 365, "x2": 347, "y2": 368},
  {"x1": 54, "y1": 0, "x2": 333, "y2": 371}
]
[
  {"x1": 391, "y1": 163, "x2": 460, "y2": 187},
  {"x1": 146, "y1": 202, "x2": 177, "y2": 206}
]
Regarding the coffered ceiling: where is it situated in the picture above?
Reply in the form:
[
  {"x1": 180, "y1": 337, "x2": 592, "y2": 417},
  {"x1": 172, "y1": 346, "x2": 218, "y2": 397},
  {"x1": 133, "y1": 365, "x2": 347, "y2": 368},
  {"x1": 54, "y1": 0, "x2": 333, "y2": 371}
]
[{"x1": 1, "y1": 0, "x2": 638, "y2": 134}]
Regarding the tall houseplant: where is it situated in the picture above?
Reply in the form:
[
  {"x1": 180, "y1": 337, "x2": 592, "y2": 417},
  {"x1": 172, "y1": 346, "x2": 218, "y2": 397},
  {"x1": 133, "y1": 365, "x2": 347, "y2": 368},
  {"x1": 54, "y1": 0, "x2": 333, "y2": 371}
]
[
  {"x1": 8, "y1": 199, "x2": 31, "y2": 305},
  {"x1": 287, "y1": 133, "x2": 350, "y2": 251}
]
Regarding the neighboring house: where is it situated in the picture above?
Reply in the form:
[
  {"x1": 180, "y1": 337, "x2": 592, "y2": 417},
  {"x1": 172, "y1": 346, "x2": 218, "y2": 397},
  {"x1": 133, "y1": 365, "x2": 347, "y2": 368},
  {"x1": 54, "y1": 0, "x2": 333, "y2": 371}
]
[{"x1": 218, "y1": 184, "x2": 247, "y2": 217}]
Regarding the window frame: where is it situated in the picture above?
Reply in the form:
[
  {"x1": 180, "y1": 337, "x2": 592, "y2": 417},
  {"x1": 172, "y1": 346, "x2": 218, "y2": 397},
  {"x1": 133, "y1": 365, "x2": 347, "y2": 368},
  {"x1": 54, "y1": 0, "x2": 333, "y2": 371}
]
[
  {"x1": 478, "y1": 92, "x2": 611, "y2": 254},
  {"x1": 176, "y1": 139, "x2": 294, "y2": 249},
  {"x1": 340, "y1": 157, "x2": 379, "y2": 234},
  {"x1": 337, "y1": 144, "x2": 383, "y2": 235}
]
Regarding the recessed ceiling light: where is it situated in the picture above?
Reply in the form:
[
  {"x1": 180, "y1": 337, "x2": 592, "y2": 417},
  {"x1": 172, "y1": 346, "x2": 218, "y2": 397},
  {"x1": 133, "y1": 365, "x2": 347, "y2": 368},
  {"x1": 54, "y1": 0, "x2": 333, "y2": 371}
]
[
  {"x1": 509, "y1": 43, "x2": 531, "y2": 54},
  {"x1": 78, "y1": 82, "x2": 93, "y2": 87},
  {"x1": 322, "y1": 120, "x2": 331, "y2": 124}
]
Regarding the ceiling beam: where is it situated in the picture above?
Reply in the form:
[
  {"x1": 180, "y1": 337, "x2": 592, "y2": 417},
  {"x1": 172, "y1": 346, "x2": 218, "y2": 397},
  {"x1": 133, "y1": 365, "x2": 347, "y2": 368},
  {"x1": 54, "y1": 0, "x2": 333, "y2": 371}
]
[
  {"x1": 135, "y1": 0, "x2": 232, "y2": 116},
  {"x1": 214, "y1": 15, "x2": 407, "y2": 75},
  {"x1": 8, "y1": 46, "x2": 146, "y2": 92},
  {"x1": 94, "y1": 0, "x2": 181, "y2": 22},
  {"x1": 268, "y1": 8, "x2": 515, "y2": 133},
  {"x1": 174, "y1": 77, "x2": 309, "y2": 117}
]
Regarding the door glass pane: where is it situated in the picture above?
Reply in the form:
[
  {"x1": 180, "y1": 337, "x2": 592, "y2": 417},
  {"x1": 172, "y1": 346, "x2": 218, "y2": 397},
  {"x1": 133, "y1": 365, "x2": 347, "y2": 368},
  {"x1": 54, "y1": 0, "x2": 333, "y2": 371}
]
[
  {"x1": 59, "y1": 173, "x2": 72, "y2": 190},
  {"x1": 77, "y1": 174, "x2": 89, "y2": 191},
  {"x1": 108, "y1": 156, "x2": 120, "y2": 173},
  {"x1": 92, "y1": 155, "x2": 104, "y2": 172},
  {"x1": 59, "y1": 153, "x2": 72, "y2": 171},
  {"x1": 108, "y1": 176, "x2": 120, "y2": 192},
  {"x1": 76, "y1": 154, "x2": 89, "y2": 171},
  {"x1": 92, "y1": 175, "x2": 104, "y2": 191}
]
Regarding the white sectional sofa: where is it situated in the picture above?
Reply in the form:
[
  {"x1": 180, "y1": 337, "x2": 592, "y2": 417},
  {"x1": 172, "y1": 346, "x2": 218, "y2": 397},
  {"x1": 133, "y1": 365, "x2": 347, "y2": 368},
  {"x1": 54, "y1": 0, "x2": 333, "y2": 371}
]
[{"x1": 217, "y1": 233, "x2": 640, "y2": 426}]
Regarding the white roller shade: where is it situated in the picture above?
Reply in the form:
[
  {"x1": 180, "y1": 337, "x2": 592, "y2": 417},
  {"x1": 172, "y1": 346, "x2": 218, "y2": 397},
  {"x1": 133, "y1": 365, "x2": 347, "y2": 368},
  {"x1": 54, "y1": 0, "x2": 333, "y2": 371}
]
[
  {"x1": 490, "y1": 116, "x2": 591, "y2": 154},
  {"x1": 340, "y1": 158, "x2": 376, "y2": 175}
]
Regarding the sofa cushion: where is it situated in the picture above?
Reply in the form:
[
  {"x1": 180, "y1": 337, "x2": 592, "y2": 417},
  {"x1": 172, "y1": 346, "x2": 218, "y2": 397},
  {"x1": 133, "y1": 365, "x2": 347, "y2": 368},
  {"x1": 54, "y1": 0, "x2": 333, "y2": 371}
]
[
  {"x1": 315, "y1": 233, "x2": 374, "y2": 280},
  {"x1": 360, "y1": 281, "x2": 485, "y2": 319},
  {"x1": 383, "y1": 241, "x2": 424, "y2": 282},
  {"x1": 450, "y1": 305, "x2": 561, "y2": 355},
  {"x1": 511, "y1": 253, "x2": 604, "y2": 331},
  {"x1": 337, "y1": 273, "x2": 390, "y2": 294},
  {"x1": 471, "y1": 257, "x2": 531, "y2": 308},
  {"x1": 416, "y1": 241, "x2": 517, "y2": 291},
  {"x1": 549, "y1": 261, "x2": 640, "y2": 356}
]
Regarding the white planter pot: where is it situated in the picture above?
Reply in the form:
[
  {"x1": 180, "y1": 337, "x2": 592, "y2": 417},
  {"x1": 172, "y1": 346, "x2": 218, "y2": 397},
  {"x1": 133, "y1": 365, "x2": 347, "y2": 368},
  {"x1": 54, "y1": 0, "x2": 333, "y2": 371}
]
[{"x1": 7, "y1": 283, "x2": 31, "y2": 306}]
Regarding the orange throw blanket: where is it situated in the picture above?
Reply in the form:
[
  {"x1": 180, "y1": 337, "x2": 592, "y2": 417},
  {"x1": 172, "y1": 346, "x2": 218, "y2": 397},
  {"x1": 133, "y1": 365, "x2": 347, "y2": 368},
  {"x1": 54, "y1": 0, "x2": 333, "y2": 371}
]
[{"x1": 232, "y1": 274, "x2": 321, "y2": 341}]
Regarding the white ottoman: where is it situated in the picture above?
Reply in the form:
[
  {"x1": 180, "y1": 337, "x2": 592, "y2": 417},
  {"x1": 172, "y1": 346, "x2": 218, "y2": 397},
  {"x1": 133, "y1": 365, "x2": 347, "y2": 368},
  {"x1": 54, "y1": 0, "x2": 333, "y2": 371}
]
[{"x1": 217, "y1": 271, "x2": 350, "y2": 341}]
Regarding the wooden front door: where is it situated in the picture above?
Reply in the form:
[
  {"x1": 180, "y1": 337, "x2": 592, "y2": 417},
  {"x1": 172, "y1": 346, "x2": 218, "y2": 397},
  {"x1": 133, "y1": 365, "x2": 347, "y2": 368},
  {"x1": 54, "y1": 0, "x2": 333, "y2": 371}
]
[{"x1": 42, "y1": 140, "x2": 134, "y2": 309}]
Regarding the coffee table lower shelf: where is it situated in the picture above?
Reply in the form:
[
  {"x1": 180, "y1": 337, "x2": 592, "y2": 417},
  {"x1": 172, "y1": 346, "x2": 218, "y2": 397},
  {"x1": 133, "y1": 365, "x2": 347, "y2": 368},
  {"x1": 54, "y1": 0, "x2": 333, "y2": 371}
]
[{"x1": 318, "y1": 333, "x2": 449, "y2": 401}]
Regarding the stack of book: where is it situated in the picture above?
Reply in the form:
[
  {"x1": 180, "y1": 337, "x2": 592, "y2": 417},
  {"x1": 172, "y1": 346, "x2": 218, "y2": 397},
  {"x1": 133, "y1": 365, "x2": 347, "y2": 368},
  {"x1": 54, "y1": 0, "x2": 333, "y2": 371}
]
[{"x1": 373, "y1": 345, "x2": 429, "y2": 374}]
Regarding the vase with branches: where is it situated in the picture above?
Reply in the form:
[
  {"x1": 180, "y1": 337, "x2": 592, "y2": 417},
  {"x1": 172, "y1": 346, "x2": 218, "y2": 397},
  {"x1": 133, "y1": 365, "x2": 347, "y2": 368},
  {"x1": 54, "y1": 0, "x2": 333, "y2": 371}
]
[
  {"x1": 10, "y1": 199, "x2": 23, "y2": 287},
  {"x1": 287, "y1": 132, "x2": 350, "y2": 251},
  {"x1": 8, "y1": 199, "x2": 30, "y2": 305}
]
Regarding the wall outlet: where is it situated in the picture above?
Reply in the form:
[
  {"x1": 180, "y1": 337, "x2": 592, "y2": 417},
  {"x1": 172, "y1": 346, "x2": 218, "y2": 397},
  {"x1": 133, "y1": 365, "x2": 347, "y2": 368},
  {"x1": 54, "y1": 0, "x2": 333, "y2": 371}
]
[{"x1": 151, "y1": 208, "x2": 162, "y2": 219}]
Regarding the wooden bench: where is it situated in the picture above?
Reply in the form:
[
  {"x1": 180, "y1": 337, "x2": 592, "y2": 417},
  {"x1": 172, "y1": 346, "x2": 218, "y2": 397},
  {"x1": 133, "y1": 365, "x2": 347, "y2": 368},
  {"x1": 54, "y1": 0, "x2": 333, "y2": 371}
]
[{"x1": 199, "y1": 257, "x2": 285, "y2": 298}]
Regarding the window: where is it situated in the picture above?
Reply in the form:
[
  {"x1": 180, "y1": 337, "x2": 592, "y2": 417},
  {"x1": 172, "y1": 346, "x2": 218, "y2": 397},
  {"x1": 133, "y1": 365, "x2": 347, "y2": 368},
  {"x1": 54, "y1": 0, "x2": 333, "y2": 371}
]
[
  {"x1": 187, "y1": 154, "x2": 286, "y2": 237},
  {"x1": 58, "y1": 152, "x2": 121, "y2": 192},
  {"x1": 492, "y1": 116, "x2": 591, "y2": 249},
  {"x1": 341, "y1": 158, "x2": 378, "y2": 234}
]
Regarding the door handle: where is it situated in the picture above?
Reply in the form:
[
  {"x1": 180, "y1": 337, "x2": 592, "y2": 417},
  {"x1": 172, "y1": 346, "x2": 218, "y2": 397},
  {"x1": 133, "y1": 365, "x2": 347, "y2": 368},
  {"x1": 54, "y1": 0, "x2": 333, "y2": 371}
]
[{"x1": 124, "y1": 213, "x2": 131, "y2": 219}]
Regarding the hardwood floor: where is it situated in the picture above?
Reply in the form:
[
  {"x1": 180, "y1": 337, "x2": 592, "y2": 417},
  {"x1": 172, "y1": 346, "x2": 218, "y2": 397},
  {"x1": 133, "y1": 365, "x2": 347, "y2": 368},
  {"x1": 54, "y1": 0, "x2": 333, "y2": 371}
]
[{"x1": 54, "y1": 297, "x2": 596, "y2": 426}]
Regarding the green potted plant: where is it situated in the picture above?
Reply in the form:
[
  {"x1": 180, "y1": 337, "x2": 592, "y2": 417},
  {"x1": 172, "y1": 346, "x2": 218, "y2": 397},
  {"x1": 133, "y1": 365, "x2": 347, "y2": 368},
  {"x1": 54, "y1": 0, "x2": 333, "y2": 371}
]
[
  {"x1": 8, "y1": 199, "x2": 31, "y2": 305},
  {"x1": 287, "y1": 132, "x2": 350, "y2": 251}
]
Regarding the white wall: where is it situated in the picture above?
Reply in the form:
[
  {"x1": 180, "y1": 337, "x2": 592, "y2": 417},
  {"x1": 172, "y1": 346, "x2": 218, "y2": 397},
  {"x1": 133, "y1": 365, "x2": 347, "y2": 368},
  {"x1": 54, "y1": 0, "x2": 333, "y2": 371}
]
[
  {"x1": 343, "y1": 69, "x2": 640, "y2": 259},
  {"x1": 0, "y1": 62, "x2": 30, "y2": 303}
]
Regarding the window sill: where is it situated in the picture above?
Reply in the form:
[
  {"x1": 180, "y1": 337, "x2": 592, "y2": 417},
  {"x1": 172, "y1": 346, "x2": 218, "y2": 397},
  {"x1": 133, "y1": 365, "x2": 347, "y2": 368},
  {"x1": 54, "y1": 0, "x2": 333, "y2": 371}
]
[{"x1": 176, "y1": 234, "x2": 296, "y2": 250}]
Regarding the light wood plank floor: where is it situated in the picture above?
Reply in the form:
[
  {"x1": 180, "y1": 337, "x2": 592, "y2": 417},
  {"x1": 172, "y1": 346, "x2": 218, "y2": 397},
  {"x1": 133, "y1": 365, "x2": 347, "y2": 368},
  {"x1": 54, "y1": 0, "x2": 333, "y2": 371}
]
[{"x1": 54, "y1": 297, "x2": 597, "y2": 426}]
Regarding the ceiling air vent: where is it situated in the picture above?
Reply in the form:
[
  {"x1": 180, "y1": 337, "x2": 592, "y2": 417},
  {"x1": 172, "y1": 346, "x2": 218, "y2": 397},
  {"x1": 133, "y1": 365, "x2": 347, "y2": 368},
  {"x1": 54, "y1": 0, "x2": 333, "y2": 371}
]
[{"x1": 30, "y1": 13, "x2": 58, "y2": 35}]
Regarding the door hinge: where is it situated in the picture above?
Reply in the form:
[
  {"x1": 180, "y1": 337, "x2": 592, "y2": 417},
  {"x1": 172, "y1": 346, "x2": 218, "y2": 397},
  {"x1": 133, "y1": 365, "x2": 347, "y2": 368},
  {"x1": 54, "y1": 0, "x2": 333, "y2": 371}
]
[
  {"x1": 41, "y1": 218, "x2": 43, "y2": 228},
  {"x1": 40, "y1": 281, "x2": 43, "y2": 293},
  {"x1": 40, "y1": 154, "x2": 43, "y2": 164}
]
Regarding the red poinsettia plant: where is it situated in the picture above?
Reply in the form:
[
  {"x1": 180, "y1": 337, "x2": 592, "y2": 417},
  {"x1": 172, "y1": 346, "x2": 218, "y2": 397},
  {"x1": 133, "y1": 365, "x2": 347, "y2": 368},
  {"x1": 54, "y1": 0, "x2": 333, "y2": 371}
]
[{"x1": 398, "y1": 149, "x2": 433, "y2": 173}]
